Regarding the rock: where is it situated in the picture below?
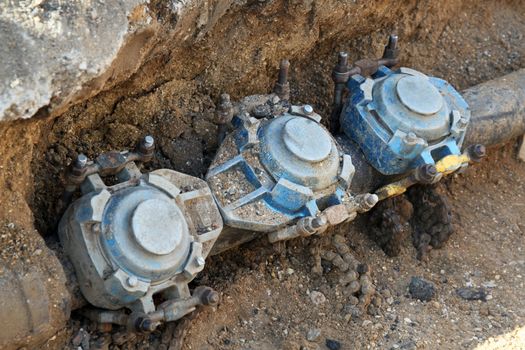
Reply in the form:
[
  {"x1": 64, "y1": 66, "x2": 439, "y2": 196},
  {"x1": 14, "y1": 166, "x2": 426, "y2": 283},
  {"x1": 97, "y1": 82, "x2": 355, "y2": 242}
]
[
  {"x1": 306, "y1": 328, "x2": 321, "y2": 342},
  {"x1": 325, "y1": 339, "x2": 342, "y2": 350},
  {"x1": 71, "y1": 328, "x2": 89, "y2": 347},
  {"x1": 456, "y1": 287, "x2": 488, "y2": 301},
  {"x1": 0, "y1": 0, "x2": 153, "y2": 121},
  {"x1": 408, "y1": 276, "x2": 435, "y2": 301},
  {"x1": 482, "y1": 280, "x2": 497, "y2": 288},
  {"x1": 310, "y1": 291, "x2": 327, "y2": 305}
]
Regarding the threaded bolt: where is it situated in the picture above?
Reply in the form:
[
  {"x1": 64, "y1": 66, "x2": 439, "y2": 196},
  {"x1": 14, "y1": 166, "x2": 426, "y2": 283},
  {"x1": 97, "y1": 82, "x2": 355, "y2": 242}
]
[
  {"x1": 387, "y1": 34, "x2": 398, "y2": 50},
  {"x1": 74, "y1": 154, "x2": 88, "y2": 169},
  {"x1": 278, "y1": 59, "x2": 290, "y2": 85},
  {"x1": 143, "y1": 135, "x2": 154, "y2": 148},
  {"x1": 219, "y1": 93, "x2": 231, "y2": 106},
  {"x1": 338, "y1": 51, "x2": 348, "y2": 67},
  {"x1": 204, "y1": 290, "x2": 220, "y2": 305}
]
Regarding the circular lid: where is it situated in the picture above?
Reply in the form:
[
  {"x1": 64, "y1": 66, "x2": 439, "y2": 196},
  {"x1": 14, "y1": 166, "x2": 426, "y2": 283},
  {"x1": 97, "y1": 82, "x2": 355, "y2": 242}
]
[
  {"x1": 258, "y1": 114, "x2": 341, "y2": 191},
  {"x1": 131, "y1": 198, "x2": 183, "y2": 255},
  {"x1": 282, "y1": 118, "x2": 332, "y2": 162},
  {"x1": 396, "y1": 75, "x2": 443, "y2": 115}
]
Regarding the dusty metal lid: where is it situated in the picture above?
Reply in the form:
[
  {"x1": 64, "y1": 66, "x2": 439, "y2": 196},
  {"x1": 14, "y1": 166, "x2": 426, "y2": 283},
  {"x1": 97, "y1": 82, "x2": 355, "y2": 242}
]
[
  {"x1": 259, "y1": 114, "x2": 341, "y2": 191},
  {"x1": 131, "y1": 198, "x2": 183, "y2": 255},
  {"x1": 396, "y1": 75, "x2": 443, "y2": 115},
  {"x1": 282, "y1": 117, "x2": 332, "y2": 162}
]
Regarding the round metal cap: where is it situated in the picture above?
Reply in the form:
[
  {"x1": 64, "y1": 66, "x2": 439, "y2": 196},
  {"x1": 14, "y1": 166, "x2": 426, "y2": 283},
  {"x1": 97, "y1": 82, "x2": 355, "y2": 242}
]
[
  {"x1": 282, "y1": 118, "x2": 332, "y2": 162},
  {"x1": 131, "y1": 198, "x2": 183, "y2": 255},
  {"x1": 396, "y1": 75, "x2": 443, "y2": 115}
]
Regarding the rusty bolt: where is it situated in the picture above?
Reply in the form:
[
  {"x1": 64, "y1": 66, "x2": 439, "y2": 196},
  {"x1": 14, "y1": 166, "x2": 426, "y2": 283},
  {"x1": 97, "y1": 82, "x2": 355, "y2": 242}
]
[
  {"x1": 469, "y1": 144, "x2": 486, "y2": 161},
  {"x1": 417, "y1": 164, "x2": 438, "y2": 184},
  {"x1": 274, "y1": 60, "x2": 291, "y2": 100},
  {"x1": 278, "y1": 59, "x2": 290, "y2": 85},
  {"x1": 202, "y1": 289, "x2": 220, "y2": 306},
  {"x1": 311, "y1": 216, "x2": 327, "y2": 229},
  {"x1": 74, "y1": 154, "x2": 88, "y2": 169},
  {"x1": 332, "y1": 51, "x2": 351, "y2": 84},
  {"x1": 386, "y1": 34, "x2": 398, "y2": 50},
  {"x1": 383, "y1": 34, "x2": 400, "y2": 60}
]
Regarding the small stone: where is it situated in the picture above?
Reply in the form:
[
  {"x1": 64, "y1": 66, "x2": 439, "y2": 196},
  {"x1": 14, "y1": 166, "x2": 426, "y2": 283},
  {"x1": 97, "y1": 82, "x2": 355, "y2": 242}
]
[
  {"x1": 347, "y1": 295, "x2": 359, "y2": 306},
  {"x1": 325, "y1": 339, "x2": 342, "y2": 350},
  {"x1": 482, "y1": 281, "x2": 497, "y2": 288},
  {"x1": 456, "y1": 287, "x2": 488, "y2": 301},
  {"x1": 71, "y1": 328, "x2": 89, "y2": 348},
  {"x1": 306, "y1": 328, "x2": 321, "y2": 342},
  {"x1": 286, "y1": 268, "x2": 295, "y2": 275},
  {"x1": 310, "y1": 291, "x2": 327, "y2": 305},
  {"x1": 409, "y1": 276, "x2": 435, "y2": 302},
  {"x1": 479, "y1": 305, "x2": 490, "y2": 316},
  {"x1": 362, "y1": 320, "x2": 373, "y2": 327}
]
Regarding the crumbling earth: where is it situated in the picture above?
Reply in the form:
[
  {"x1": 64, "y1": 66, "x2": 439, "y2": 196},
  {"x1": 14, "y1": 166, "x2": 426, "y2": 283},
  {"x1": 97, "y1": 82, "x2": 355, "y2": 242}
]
[{"x1": 0, "y1": 0, "x2": 524, "y2": 349}]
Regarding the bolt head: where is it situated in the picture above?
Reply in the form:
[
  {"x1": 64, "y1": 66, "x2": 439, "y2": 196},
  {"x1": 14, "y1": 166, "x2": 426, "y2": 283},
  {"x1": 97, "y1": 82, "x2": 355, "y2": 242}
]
[
  {"x1": 365, "y1": 194, "x2": 379, "y2": 207},
  {"x1": 473, "y1": 144, "x2": 486, "y2": 158},
  {"x1": 423, "y1": 164, "x2": 437, "y2": 176},
  {"x1": 127, "y1": 276, "x2": 139, "y2": 288},
  {"x1": 143, "y1": 135, "x2": 154, "y2": 148},
  {"x1": 404, "y1": 132, "x2": 418, "y2": 144},
  {"x1": 303, "y1": 104, "x2": 314, "y2": 115},
  {"x1": 75, "y1": 154, "x2": 88, "y2": 168},
  {"x1": 458, "y1": 117, "x2": 468, "y2": 128},
  {"x1": 205, "y1": 290, "x2": 220, "y2": 305},
  {"x1": 311, "y1": 216, "x2": 327, "y2": 229},
  {"x1": 388, "y1": 34, "x2": 398, "y2": 48}
]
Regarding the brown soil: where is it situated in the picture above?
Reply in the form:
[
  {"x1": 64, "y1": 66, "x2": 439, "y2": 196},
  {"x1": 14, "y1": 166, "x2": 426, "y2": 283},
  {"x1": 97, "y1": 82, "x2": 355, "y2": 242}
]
[{"x1": 0, "y1": 0, "x2": 524, "y2": 349}]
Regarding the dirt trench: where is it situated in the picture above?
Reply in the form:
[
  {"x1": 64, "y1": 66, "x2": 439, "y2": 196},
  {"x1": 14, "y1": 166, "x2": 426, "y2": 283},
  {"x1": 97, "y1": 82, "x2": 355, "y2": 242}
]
[{"x1": 0, "y1": 0, "x2": 524, "y2": 349}]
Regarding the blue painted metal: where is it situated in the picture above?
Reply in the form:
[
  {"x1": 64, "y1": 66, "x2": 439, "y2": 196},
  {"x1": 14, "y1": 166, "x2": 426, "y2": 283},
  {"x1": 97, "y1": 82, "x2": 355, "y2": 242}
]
[
  {"x1": 206, "y1": 111, "x2": 354, "y2": 233},
  {"x1": 341, "y1": 66, "x2": 470, "y2": 175}
]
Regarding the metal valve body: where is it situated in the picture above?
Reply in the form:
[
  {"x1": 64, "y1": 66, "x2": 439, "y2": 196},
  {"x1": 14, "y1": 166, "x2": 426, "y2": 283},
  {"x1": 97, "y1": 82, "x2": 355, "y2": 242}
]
[
  {"x1": 341, "y1": 66, "x2": 470, "y2": 175},
  {"x1": 206, "y1": 105, "x2": 357, "y2": 253},
  {"x1": 58, "y1": 161, "x2": 223, "y2": 316}
]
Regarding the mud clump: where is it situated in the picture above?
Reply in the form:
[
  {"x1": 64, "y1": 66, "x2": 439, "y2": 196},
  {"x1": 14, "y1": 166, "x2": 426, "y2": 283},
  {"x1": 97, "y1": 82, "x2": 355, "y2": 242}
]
[
  {"x1": 312, "y1": 234, "x2": 378, "y2": 318},
  {"x1": 368, "y1": 195, "x2": 413, "y2": 257},
  {"x1": 367, "y1": 185, "x2": 454, "y2": 260},
  {"x1": 407, "y1": 185, "x2": 454, "y2": 260}
]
